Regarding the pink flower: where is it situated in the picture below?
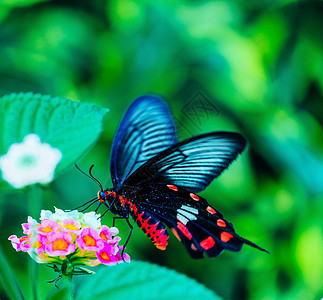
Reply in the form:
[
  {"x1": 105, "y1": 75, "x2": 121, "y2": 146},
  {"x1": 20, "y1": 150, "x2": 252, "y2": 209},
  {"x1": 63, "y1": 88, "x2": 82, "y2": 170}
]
[
  {"x1": 96, "y1": 243, "x2": 120, "y2": 265},
  {"x1": 37, "y1": 219, "x2": 60, "y2": 236},
  {"x1": 76, "y1": 228, "x2": 105, "y2": 251},
  {"x1": 45, "y1": 231, "x2": 76, "y2": 256},
  {"x1": 9, "y1": 235, "x2": 31, "y2": 252},
  {"x1": 61, "y1": 219, "x2": 81, "y2": 234},
  {"x1": 34, "y1": 234, "x2": 48, "y2": 254},
  {"x1": 99, "y1": 225, "x2": 119, "y2": 242},
  {"x1": 116, "y1": 252, "x2": 131, "y2": 264},
  {"x1": 9, "y1": 208, "x2": 130, "y2": 278}
]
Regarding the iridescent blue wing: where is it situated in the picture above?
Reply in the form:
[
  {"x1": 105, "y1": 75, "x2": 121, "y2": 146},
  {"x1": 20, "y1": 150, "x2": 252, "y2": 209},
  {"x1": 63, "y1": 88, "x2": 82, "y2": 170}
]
[
  {"x1": 124, "y1": 132, "x2": 247, "y2": 193},
  {"x1": 110, "y1": 95, "x2": 177, "y2": 187}
]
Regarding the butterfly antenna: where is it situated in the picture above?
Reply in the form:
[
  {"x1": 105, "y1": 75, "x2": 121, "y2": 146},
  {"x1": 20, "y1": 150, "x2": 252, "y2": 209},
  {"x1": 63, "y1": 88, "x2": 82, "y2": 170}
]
[
  {"x1": 75, "y1": 163, "x2": 103, "y2": 191},
  {"x1": 67, "y1": 196, "x2": 98, "y2": 212},
  {"x1": 88, "y1": 165, "x2": 103, "y2": 191}
]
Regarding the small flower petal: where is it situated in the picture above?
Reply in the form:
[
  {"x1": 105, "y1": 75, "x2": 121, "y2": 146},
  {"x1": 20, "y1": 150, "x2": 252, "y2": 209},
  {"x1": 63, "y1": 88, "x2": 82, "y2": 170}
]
[
  {"x1": 80, "y1": 211, "x2": 101, "y2": 229},
  {"x1": 76, "y1": 228, "x2": 104, "y2": 251},
  {"x1": 99, "y1": 225, "x2": 118, "y2": 242},
  {"x1": 40, "y1": 209, "x2": 53, "y2": 220},
  {"x1": 37, "y1": 219, "x2": 60, "y2": 236},
  {"x1": 33, "y1": 234, "x2": 48, "y2": 254},
  {"x1": 22, "y1": 216, "x2": 37, "y2": 234},
  {"x1": 96, "y1": 243, "x2": 120, "y2": 265},
  {"x1": 61, "y1": 219, "x2": 81, "y2": 233},
  {"x1": 45, "y1": 231, "x2": 76, "y2": 256},
  {"x1": 9, "y1": 235, "x2": 31, "y2": 252}
]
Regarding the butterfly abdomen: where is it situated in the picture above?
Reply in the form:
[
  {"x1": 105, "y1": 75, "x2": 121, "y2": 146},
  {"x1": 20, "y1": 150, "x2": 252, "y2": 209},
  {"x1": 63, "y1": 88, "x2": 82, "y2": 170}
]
[{"x1": 118, "y1": 193, "x2": 169, "y2": 250}]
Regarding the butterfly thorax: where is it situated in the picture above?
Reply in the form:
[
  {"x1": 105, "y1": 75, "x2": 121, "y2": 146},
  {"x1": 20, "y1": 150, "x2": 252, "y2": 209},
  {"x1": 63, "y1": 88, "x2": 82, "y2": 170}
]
[
  {"x1": 98, "y1": 187, "x2": 169, "y2": 250},
  {"x1": 98, "y1": 189, "x2": 137, "y2": 218}
]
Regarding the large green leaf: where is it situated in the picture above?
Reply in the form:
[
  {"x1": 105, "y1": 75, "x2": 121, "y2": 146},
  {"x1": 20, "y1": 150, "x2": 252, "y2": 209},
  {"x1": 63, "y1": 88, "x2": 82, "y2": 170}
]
[
  {"x1": 0, "y1": 92, "x2": 108, "y2": 172},
  {"x1": 75, "y1": 260, "x2": 221, "y2": 300}
]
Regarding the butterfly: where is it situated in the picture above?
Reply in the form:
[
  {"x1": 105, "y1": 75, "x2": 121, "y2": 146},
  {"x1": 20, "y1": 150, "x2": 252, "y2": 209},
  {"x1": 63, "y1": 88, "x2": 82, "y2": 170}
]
[{"x1": 82, "y1": 95, "x2": 268, "y2": 258}]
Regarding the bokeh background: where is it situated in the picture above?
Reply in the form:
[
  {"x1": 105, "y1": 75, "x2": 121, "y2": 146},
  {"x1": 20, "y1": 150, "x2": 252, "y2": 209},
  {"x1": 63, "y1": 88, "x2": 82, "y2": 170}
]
[{"x1": 1, "y1": 0, "x2": 323, "y2": 299}]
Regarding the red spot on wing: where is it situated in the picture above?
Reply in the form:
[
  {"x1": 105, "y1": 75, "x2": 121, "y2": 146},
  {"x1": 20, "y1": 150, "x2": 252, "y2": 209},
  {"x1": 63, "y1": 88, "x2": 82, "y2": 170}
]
[
  {"x1": 167, "y1": 185, "x2": 178, "y2": 191},
  {"x1": 217, "y1": 219, "x2": 226, "y2": 227},
  {"x1": 177, "y1": 222, "x2": 192, "y2": 240},
  {"x1": 171, "y1": 228, "x2": 181, "y2": 241},
  {"x1": 220, "y1": 231, "x2": 233, "y2": 242},
  {"x1": 191, "y1": 243, "x2": 198, "y2": 251},
  {"x1": 190, "y1": 193, "x2": 199, "y2": 201},
  {"x1": 200, "y1": 236, "x2": 215, "y2": 250},
  {"x1": 206, "y1": 206, "x2": 217, "y2": 214}
]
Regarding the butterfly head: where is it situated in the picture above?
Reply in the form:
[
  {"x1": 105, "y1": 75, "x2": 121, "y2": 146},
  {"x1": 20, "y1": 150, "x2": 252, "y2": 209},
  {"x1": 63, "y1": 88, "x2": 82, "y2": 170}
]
[
  {"x1": 97, "y1": 190, "x2": 106, "y2": 203},
  {"x1": 97, "y1": 190, "x2": 116, "y2": 203}
]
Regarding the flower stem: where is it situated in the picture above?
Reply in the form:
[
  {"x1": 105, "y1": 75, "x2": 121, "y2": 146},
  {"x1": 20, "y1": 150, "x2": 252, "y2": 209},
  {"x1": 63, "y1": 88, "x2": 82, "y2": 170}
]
[
  {"x1": 62, "y1": 274, "x2": 74, "y2": 300},
  {"x1": 28, "y1": 185, "x2": 42, "y2": 300}
]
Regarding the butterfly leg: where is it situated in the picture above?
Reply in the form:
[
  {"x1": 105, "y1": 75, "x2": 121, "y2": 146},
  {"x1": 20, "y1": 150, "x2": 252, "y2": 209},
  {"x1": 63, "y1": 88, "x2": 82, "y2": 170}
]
[{"x1": 120, "y1": 217, "x2": 133, "y2": 262}]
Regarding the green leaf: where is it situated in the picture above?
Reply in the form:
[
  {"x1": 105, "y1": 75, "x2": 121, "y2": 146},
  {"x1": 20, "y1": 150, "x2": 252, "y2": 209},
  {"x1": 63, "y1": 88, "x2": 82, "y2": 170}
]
[
  {"x1": 0, "y1": 246, "x2": 24, "y2": 300},
  {"x1": 0, "y1": 0, "x2": 48, "y2": 8},
  {"x1": 75, "y1": 260, "x2": 221, "y2": 300},
  {"x1": 0, "y1": 92, "x2": 108, "y2": 172}
]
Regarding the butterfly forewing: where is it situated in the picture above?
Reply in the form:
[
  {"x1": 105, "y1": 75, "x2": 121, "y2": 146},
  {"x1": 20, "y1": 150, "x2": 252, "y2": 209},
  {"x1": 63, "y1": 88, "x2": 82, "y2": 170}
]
[
  {"x1": 110, "y1": 95, "x2": 177, "y2": 186},
  {"x1": 124, "y1": 132, "x2": 247, "y2": 193}
]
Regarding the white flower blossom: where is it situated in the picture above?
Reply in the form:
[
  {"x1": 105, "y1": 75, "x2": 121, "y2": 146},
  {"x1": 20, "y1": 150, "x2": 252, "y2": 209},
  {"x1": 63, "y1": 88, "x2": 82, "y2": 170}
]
[
  {"x1": 40, "y1": 207, "x2": 102, "y2": 229},
  {"x1": 80, "y1": 211, "x2": 102, "y2": 229},
  {"x1": 0, "y1": 134, "x2": 62, "y2": 188}
]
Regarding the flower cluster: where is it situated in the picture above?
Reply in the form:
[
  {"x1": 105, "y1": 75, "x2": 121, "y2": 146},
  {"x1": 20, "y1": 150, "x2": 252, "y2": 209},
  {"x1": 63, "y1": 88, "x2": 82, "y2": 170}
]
[
  {"x1": 9, "y1": 208, "x2": 130, "y2": 268},
  {"x1": 0, "y1": 134, "x2": 62, "y2": 189}
]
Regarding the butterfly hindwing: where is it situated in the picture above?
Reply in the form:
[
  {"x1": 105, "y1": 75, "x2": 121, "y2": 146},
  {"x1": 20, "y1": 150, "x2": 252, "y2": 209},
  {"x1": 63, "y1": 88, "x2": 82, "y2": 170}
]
[
  {"x1": 110, "y1": 95, "x2": 177, "y2": 186},
  {"x1": 122, "y1": 183, "x2": 267, "y2": 258},
  {"x1": 124, "y1": 132, "x2": 247, "y2": 193}
]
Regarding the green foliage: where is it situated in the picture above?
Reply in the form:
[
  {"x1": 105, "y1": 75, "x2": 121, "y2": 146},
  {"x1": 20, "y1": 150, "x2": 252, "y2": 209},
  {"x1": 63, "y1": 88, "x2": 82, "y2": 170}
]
[
  {"x1": 0, "y1": 1, "x2": 323, "y2": 300},
  {"x1": 0, "y1": 92, "x2": 108, "y2": 173},
  {"x1": 75, "y1": 261, "x2": 221, "y2": 300}
]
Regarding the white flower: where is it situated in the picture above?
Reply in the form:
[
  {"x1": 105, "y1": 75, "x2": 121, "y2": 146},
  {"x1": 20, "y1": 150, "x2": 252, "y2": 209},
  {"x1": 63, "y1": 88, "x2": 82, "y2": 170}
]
[
  {"x1": 80, "y1": 211, "x2": 101, "y2": 229},
  {"x1": 40, "y1": 207, "x2": 102, "y2": 229},
  {"x1": 42, "y1": 207, "x2": 81, "y2": 222},
  {"x1": 0, "y1": 134, "x2": 62, "y2": 188},
  {"x1": 40, "y1": 209, "x2": 53, "y2": 220}
]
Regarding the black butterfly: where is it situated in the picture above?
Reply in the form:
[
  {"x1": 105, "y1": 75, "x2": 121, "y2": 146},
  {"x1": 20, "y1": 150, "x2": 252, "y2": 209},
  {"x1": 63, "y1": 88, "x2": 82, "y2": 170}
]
[{"x1": 82, "y1": 95, "x2": 268, "y2": 258}]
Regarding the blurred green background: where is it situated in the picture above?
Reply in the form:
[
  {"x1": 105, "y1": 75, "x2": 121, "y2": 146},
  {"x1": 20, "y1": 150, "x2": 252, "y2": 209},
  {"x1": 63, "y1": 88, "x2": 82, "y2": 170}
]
[{"x1": 1, "y1": 0, "x2": 323, "y2": 299}]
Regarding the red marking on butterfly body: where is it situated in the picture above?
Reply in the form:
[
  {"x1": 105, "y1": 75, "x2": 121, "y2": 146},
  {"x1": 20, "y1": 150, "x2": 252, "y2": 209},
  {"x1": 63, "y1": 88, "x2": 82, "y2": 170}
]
[
  {"x1": 99, "y1": 191, "x2": 116, "y2": 203},
  {"x1": 220, "y1": 232, "x2": 233, "y2": 242},
  {"x1": 120, "y1": 196, "x2": 168, "y2": 250},
  {"x1": 177, "y1": 222, "x2": 192, "y2": 240},
  {"x1": 200, "y1": 236, "x2": 215, "y2": 250},
  {"x1": 167, "y1": 185, "x2": 178, "y2": 191},
  {"x1": 189, "y1": 193, "x2": 199, "y2": 201}
]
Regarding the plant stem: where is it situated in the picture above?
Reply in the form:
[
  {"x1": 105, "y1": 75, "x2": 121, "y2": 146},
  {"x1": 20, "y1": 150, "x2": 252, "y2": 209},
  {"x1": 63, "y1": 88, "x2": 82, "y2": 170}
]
[
  {"x1": 62, "y1": 274, "x2": 74, "y2": 300},
  {"x1": 28, "y1": 185, "x2": 42, "y2": 300}
]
